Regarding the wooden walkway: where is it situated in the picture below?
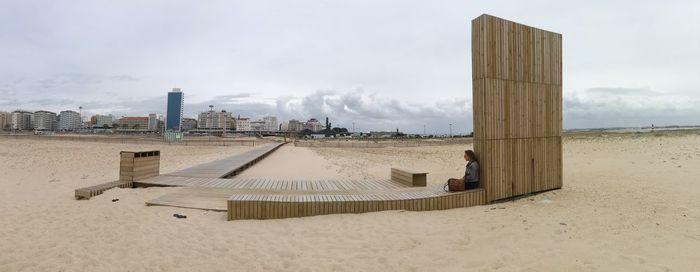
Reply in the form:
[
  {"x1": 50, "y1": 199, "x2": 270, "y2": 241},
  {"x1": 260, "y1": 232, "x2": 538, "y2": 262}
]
[
  {"x1": 159, "y1": 143, "x2": 285, "y2": 179},
  {"x1": 138, "y1": 176, "x2": 410, "y2": 191},
  {"x1": 142, "y1": 176, "x2": 486, "y2": 219},
  {"x1": 228, "y1": 188, "x2": 485, "y2": 220},
  {"x1": 137, "y1": 141, "x2": 487, "y2": 220}
]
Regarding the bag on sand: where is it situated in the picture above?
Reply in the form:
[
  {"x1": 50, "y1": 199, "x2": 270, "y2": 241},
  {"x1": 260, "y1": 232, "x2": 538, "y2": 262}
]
[{"x1": 444, "y1": 178, "x2": 465, "y2": 192}]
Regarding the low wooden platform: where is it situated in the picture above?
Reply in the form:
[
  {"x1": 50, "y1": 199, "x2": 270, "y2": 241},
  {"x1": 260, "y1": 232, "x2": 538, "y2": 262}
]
[
  {"x1": 141, "y1": 176, "x2": 486, "y2": 220},
  {"x1": 132, "y1": 141, "x2": 489, "y2": 219},
  {"x1": 147, "y1": 187, "x2": 234, "y2": 211},
  {"x1": 75, "y1": 180, "x2": 133, "y2": 199},
  {"x1": 227, "y1": 188, "x2": 486, "y2": 220},
  {"x1": 161, "y1": 143, "x2": 285, "y2": 179}
]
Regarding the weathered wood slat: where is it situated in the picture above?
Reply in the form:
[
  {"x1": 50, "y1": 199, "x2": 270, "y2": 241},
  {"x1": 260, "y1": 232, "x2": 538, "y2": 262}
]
[
  {"x1": 160, "y1": 143, "x2": 285, "y2": 179},
  {"x1": 226, "y1": 188, "x2": 486, "y2": 220},
  {"x1": 472, "y1": 14, "x2": 562, "y2": 202},
  {"x1": 75, "y1": 180, "x2": 133, "y2": 200}
]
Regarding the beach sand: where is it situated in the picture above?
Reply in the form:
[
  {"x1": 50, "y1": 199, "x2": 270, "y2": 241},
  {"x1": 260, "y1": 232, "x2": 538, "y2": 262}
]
[{"x1": 1, "y1": 134, "x2": 699, "y2": 271}]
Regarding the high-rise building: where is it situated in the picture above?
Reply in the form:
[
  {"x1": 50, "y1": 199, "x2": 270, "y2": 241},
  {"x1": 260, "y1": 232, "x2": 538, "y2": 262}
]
[
  {"x1": 33, "y1": 110, "x2": 58, "y2": 131},
  {"x1": 148, "y1": 113, "x2": 158, "y2": 131},
  {"x1": 11, "y1": 110, "x2": 33, "y2": 130},
  {"x1": 166, "y1": 88, "x2": 184, "y2": 131},
  {"x1": 0, "y1": 111, "x2": 11, "y2": 130},
  {"x1": 58, "y1": 110, "x2": 82, "y2": 131}
]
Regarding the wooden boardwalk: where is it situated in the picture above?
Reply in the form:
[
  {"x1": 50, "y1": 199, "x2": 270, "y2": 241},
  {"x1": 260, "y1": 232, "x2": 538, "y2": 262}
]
[
  {"x1": 159, "y1": 143, "x2": 285, "y2": 179},
  {"x1": 138, "y1": 176, "x2": 411, "y2": 191},
  {"x1": 142, "y1": 176, "x2": 486, "y2": 219},
  {"x1": 138, "y1": 141, "x2": 487, "y2": 220},
  {"x1": 228, "y1": 188, "x2": 485, "y2": 220}
]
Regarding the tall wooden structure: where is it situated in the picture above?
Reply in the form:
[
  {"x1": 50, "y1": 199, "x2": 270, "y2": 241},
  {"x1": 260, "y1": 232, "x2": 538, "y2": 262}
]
[{"x1": 471, "y1": 14, "x2": 562, "y2": 202}]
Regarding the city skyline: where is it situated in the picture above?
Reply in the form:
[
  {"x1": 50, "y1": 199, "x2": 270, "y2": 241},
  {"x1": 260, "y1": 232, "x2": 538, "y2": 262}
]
[{"x1": 1, "y1": 1, "x2": 698, "y2": 133}]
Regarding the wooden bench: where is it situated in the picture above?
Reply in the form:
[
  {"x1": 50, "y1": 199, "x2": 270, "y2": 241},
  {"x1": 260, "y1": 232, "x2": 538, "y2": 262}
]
[
  {"x1": 391, "y1": 168, "x2": 427, "y2": 187},
  {"x1": 75, "y1": 180, "x2": 133, "y2": 200}
]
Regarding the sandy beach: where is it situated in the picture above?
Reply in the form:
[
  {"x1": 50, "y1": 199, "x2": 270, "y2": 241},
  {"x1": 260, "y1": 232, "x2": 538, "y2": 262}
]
[{"x1": 1, "y1": 134, "x2": 700, "y2": 271}]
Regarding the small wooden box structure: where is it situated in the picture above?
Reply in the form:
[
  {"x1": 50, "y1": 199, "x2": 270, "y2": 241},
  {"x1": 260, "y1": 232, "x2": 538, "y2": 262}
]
[
  {"x1": 390, "y1": 168, "x2": 427, "y2": 187},
  {"x1": 472, "y1": 14, "x2": 563, "y2": 202},
  {"x1": 120, "y1": 150, "x2": 160, "y2": 182}
]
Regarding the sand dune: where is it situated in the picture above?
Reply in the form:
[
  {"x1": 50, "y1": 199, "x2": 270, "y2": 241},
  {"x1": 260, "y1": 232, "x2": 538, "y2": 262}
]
[{"x1": 1, "y1": 134, "x2": 699, "y2": 271}]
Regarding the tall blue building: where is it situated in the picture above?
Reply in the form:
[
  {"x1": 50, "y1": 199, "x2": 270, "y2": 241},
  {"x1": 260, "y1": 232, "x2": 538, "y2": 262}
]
[{"x1": 165, "y1": 88, "x2": 184, "y2": 131}]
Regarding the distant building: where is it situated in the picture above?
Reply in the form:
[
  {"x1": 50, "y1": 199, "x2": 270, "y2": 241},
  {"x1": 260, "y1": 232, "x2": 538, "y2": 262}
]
[
  {"x1": 0, "y1": 111, "x2": 12, "y2": 130},
  {"x1": 198, "y1": 110, "x2": 233, "y2": 129},
  {"x1": 279, "y1": 121, "x2": 289, "y2": 131},
  {"x1": 11, "y1": 110, "x2": 33, "y2": 130},
  {"x1": 287, "y1": 119, "x2": 303, "y2": 132},
  {"x1": 181, "y1": 118, "x2": 198, "y2": 131},
  {"x1": 305, "y1": 118, "x2": 323, "y2": 132},
  {"x1": 58, "y1": 110, "x2": 81, "y2": 131},
  {"x1": 93, "y1": 114, "x2": 114, "y2": 128},
  {"x1": 263, "y1": 116, "x2": 278, "y2": 131},
  {"x1": 148, "y1": 113, "x2": 158, "y2": 131},
  {"x1": 235, "y1": 117, "x2": 251, "y2": 131},
  {"x1": 116, "y1": 117, "x2": 149, "y2": 131},
  {"x1": 370, "y1": 131, "x2": 397, "y2": 138},
  {"x1": 166, "y1": 88, "x2": 184, "y2": 131},
  {"x1": 250, "y1": 120, "x2": 266, "y2": 131},
  {"x1": 33, "y1": 110, "x2": 58, "y2": 131}
]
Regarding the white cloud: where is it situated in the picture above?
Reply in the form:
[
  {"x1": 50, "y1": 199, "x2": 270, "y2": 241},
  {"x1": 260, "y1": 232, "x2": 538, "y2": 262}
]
[
  {"x1": 564, "y1": 87, "x2": 700, "y2": 128},
  {"x1": 0, "y1": 1, "x2": 698, "y2": 130}
]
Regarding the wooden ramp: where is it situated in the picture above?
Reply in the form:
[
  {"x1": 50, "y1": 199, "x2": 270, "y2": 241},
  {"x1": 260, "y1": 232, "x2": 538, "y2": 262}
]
[{"x1": 157, "y1": 142, "x2": 285, "y2": 179}]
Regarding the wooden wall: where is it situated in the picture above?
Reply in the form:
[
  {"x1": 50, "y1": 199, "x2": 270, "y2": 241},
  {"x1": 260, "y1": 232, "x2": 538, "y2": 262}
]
[{"x1": 471, "y1": 14, "x2": 562, "y2": 202}]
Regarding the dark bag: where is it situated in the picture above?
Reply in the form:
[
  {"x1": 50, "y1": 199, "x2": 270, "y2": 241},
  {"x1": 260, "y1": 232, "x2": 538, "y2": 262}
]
[{"x1": 444, "y1": 178, "x2": 465, "y2": 192}]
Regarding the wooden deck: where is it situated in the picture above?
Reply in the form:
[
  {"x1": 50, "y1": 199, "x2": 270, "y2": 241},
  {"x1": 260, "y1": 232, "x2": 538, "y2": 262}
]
[
  {"x1": 158, "y1": 142, "x2": 285, "y2": 179},
  {"x1": 228, "y1": 188, "x2": 485, "y2": 220},
  {"x1": 141, "y1": 176, "x2": 486, "y2": 220},
  {"x1": 75, "y1": 180, "x2": 133, "y2": 199},
  {"x1": 135, "y1": 141, "x2": 487, "y2": 220},
  {"x1": 137, "y1": 176, "x2": 411, "y2": 191}
]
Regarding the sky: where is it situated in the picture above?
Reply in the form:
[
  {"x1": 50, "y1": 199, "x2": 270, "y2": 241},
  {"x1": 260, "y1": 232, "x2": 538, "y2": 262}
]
[{"x1": 0, "y1": 0, "x2": 698, "y2": 133}]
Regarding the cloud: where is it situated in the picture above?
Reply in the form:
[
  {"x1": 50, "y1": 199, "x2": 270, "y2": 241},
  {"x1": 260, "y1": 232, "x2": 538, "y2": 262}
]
[
  {"x1": 35, "y1": 73, "x2": 102, "y2": 89},
  {"x1": 585, "y1": 87, "x2": 659, "y2": 96},
  {"x1": 264, "y1": 89, "x2": 471, "y2": 133},
  {"x1": 4, "y1": 85, "x2": 697, "y2": 132},
  {"x1": 0, "y1": 89, "x2": 473, "y2": 134},
  {"x1": 109, "y1": 75, "x2": 139, "y2": 81},
  {"x1": 1, "y1": 1, "x2": 698, "y2": 131},
  {"x1": 564, "y1": 87, "x2": 700, "y2": 128}
]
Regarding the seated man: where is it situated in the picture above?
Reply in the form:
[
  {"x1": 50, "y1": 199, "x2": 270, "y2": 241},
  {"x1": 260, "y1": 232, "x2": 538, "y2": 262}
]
[{"x1": 449, "y1": 150, "x2": 480, "y2": 190}]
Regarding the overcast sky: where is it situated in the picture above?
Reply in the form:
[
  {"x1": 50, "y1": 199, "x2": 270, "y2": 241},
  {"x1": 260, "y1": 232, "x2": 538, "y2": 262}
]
[{"x1": 1, "y1": 0, "x2": 698, "y2": 133}]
